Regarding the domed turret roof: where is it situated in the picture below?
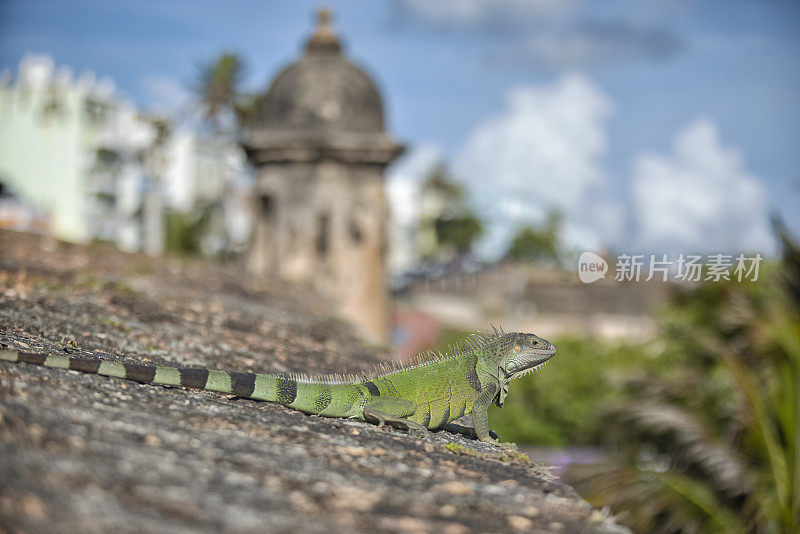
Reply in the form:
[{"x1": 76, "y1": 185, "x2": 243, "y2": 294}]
[{"x1": 244, "y1": 9, "x2": 403, "y2": 165}]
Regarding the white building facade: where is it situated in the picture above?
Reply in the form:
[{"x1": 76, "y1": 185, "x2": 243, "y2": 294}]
[{"x1": 0, "y1": 55, "x2": 251, "y2": 256}]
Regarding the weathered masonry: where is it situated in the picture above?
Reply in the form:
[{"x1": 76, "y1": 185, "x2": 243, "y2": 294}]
[{"x1": 242, "y1": 9, "x2": 404, "y2": 342}]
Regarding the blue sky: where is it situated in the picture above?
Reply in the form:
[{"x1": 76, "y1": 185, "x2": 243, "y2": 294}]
[{"x1": 1, "y1": 0, "x2": 798, "y2": 256}]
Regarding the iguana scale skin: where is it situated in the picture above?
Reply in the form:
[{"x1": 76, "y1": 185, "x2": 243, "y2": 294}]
[{"x1": 0, "y1": 329, "x2": 555, "y2": 445}]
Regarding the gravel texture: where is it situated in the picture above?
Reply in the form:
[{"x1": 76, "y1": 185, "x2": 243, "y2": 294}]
[{"x1": 0, "y1": 230, "x2": 627, "y2": 534}]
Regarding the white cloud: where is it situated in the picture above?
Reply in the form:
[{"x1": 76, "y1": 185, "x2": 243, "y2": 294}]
[
  {"x1": 454, "y1": 73, "x2": 621, "y2": 254},
  {"x1": 395, "y1": 0, "x2": 572, "y2": 30},
  {"x1": 632, "y1": 117, "x2": 772, "y2": 253},
  {"x1": 387, "y1": 82, "x2": 770, "y2": 264}
]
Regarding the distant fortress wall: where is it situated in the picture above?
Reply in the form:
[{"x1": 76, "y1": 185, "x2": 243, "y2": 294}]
[{"x1": 397, "y1": 263, "x2": 673, "y2": 340}]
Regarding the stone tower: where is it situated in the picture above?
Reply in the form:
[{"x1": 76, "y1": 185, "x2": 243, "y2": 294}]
[{"x1": 242, "y1": 9, "x2": 403, "y2": 342}]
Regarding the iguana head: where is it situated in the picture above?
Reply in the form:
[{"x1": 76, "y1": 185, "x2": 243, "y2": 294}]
[{"x1": 495, "y1": 332, "x2": 555, "y2": 407}]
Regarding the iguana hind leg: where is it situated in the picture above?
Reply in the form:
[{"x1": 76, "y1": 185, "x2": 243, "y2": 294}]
[{"x1": 362, "y1": 397, "x2": 428, "y2": 438}]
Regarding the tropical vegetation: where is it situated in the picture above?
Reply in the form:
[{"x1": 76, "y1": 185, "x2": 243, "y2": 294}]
[
  {"x1": 434, "y1": 222, "x2": 799, "y2": 533},
  {"x1": 570, "y1": 222, "x2": 799, "y2": 533}
]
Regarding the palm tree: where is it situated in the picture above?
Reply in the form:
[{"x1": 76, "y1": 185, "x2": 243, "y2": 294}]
[
  {"x1": 194, "y1": 52, "x2": 246, "y2": 132},
  {"x1": 570, "y1": 221, "x2": 800, "y2": 533}
]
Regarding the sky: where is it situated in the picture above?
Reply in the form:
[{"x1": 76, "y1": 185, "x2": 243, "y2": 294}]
[{"x1": 1, "y1": 0, "x2": 798, "y2": 258}]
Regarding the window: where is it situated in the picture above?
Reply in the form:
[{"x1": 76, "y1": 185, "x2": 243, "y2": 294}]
[
  {"x1": 316, "y1": 213, "x2": 329, "y2": 256},
  {"x1": 349, "y1": 219, "x2": 363, "y2": 243},
  {"x1": 259, "y1": 195, "x2": 274, "y2": 217}
]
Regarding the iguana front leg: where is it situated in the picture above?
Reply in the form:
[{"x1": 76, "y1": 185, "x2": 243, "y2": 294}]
[
  {"x1": 441, "y1": 421, "x2": 500, "y2": 441},
  {"x1": 472, "y1": 386, "x2": 498, "y2": 443},
  {"x1": 362, "y1": 397, "x2": 428, "y2": 437},
  {"x1": 472, "y1": 384, "x2": 515, "y2": 447}
]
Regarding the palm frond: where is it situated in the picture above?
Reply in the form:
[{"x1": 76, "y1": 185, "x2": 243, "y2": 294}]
[{"x1": 608, "y1": 402, "x2": 750, "y2": 503}]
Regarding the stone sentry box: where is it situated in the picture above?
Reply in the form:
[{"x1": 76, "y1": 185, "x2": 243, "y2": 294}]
[{"x1": 241, "y1": 9, "x2": 404, "y2": 343}]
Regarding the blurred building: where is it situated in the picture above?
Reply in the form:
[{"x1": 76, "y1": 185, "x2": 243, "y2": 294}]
[
  {"x1": 242, "y1": 9, "x2": 404, "y2": 342},
  {"x1": 395, "y1": 262, "x2": 668, "y2": 341},
  {"x1": 0, "y1": 55, "x2": 162, "y2": 251},
  {"x1": 0, "y1": 55, "x2": 250, "y2": 255},
  {"x1": 161, "y1": 132, "x2": 252, "y2": 256}
]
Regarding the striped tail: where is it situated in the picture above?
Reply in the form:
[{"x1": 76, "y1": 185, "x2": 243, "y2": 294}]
[{"x1": 0, "y1": 349, "x2": 364, "y2": 418}]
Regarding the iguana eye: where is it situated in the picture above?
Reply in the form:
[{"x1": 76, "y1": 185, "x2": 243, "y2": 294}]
[
  {"x1": 507, "y1": 361, "x2": 517, "y2": 372},
  {"x1": 532, "y1": 340, "x2": 539, "y2": 345}
]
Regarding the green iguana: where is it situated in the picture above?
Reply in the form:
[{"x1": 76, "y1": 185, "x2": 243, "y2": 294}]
[{"x1": 0, "y1": 328, "x2": 555, "y2": 445}]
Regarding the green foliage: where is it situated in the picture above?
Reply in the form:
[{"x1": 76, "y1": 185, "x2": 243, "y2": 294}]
[
  {"x1": 432, "y1": 223, "x2": 799, "y2": 532},
  {"x1": 419, "y1": 163, "x2": 483, "y2": 259},
  {"x1": 421, "y1": 163, "x2": 467, "y2": 207},
  {"x1": 489, "y1": 336, "x2": 658, "y2": 446},
  {"x1": 164, "y1": 210, "x2": 211, "y2": 256},
  {"x1": 434, "y1": 215, "x2": 483, "y2": 255},
  {"x1": 232, "y1": 91, "x2": 260, "y2": 127},
  {"x1": 570, "y1": 224, "x2": 800, "y2": 533},
  {"x1": 506, "y1": 210, "x2": 563, "y2": 264},
  {"x1": 194, "y1": 52, "x2": 246, "y2": 131}
]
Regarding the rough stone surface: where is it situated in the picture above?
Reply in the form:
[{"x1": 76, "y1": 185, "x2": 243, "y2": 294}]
[{"x1": 0, "y1": 230, "x2": 627, "y2": 533}]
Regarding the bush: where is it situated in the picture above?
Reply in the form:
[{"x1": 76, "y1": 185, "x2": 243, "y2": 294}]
[{"x1": 489, "y1": 336, "x2": 658, "y2": 446}]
